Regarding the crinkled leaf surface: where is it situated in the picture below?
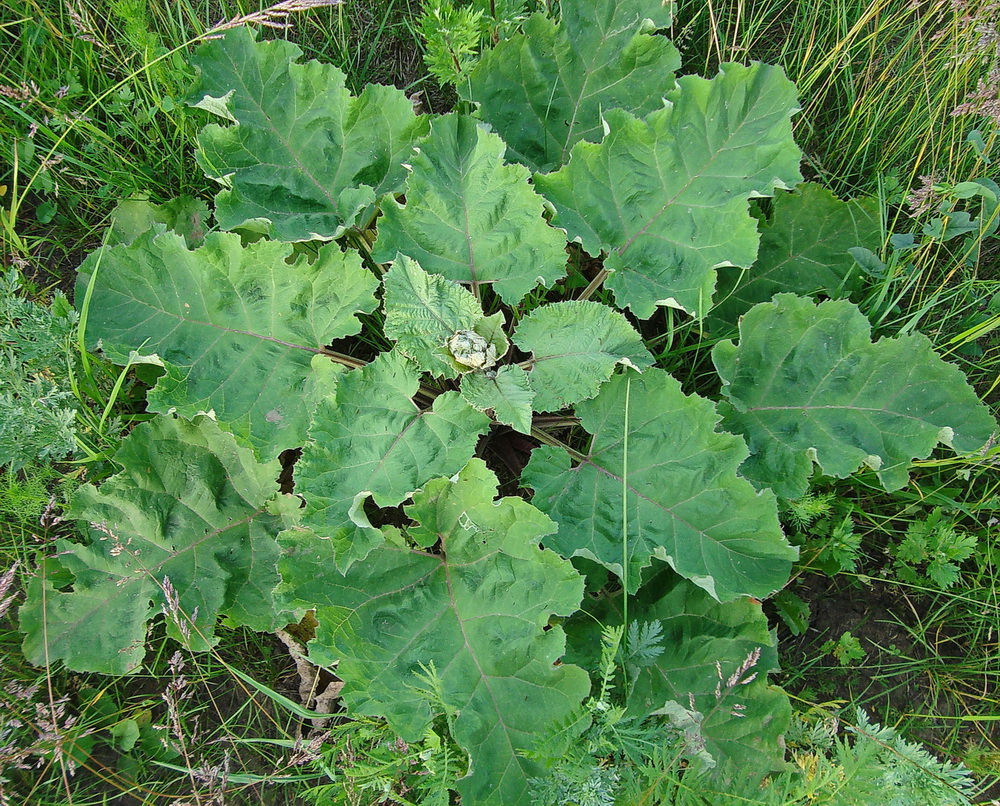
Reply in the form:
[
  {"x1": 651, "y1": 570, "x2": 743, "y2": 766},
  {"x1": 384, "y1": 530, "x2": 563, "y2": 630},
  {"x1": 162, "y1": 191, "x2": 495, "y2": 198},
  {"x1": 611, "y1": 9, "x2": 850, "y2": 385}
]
[
  {"x1": 460, "y1": 365, "x2": 535, "y2": 434},
  {"x1": 295, "y1": 351, "x2": 491, "y2": 570},
  {"x1": 189, "y1": 27, "x2": 428, "y2": 241},
  {"x1": 535, "y1": 63, "x2": 802, "y2": 318},
  {"x1": 465, "y1": 0, "x2": 680, "y2": 173},
  {"x1": 383, "y1": 254, "x2": 507, "y2": 378},
  {"x1": 564, "y1": 567, "x2": 790, "y2": 781},
  {"x1": 513, "y1": 300, "x2": 654, "y2": 412},
  {"x1": 20, "y1": 416, "x2": 288, "y2": 674},
  {"x1": 714, "y1": 294, "x2": 998, "y2": 499},
  {"x1": 710, "y1": 183, "x2": 881, "y2": 331},
  {"x1": 372, "y1": 114, "x2": 567, "y2": 304},
  {"x1": 77, "y1": 230, "x2": 377, "y2": 459},
  {"x1": 278, "y1": 460, "x2": 589, "y2": 806},
  {"x1": 523, "y1": 369, "x2": 795, "y2": 600}
]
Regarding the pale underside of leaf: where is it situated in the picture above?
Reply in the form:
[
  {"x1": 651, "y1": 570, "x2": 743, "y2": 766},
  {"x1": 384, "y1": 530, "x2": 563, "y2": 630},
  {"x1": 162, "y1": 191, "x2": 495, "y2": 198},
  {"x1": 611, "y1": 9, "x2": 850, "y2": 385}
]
[
  {"x1": 465, "y1": 0, "x2": 681, "y2": 174},
  {"x1": 295, "y1": 351, "x2": 491, "y2": 571},
  {"x1": 523, "y1": 369, "x2": 796, "y2": 601},
  {"x1": 278, "y1": 460, "x2": 589, "y2": 806},
  {"x1": 20, "y1": 416, "x2": 288, "y2": 674},
  {"x1": 535, "y1": 62, "x2": 803, "y2": 319},
  {"x1": 512, "y1": 299, "x2": 654, "y2": 412},
  {"x1": 709, "y1": 183, "x2": 881, "y2": 331},
  {"x1": 108, "y1": 196, "x2": 210, "y2": 249},
  {"x1": 76, "y1": 230, "x2": 377, "y2": 459},
  {"x1": 189, "y1": 27, "x2": 428, "y2": 241},
  {"x1": 372, "y1": 114, "x2": 568, "y2": 305},
  {"x1": 714, "y1": 293, "x2": 998, "y2": 499}
]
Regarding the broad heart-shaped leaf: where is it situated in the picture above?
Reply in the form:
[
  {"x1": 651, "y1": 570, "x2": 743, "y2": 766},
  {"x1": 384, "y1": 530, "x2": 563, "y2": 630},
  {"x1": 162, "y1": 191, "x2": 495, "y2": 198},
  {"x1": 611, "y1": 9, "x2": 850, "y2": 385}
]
[
  {"x1": 383, "y1": 254, "x2": 508, "y2": 378},
  {"x1": 461, "y1": 365, "x2": 535, "y2": 434},
  {"x1": 714, "y1": 294, "x2": 998, "y2": 500},
  {"x1": 277, "y1": 460, "x2": 589, "y2": 806},
  {"x1": 188, "y1": 27, "x2": 428, "y2": 241},
  {"x1": 77, "y1": 230, "x2": 377, "y2": 459},
  {"x1": 372, "y1": 114, "x2": 567, "y2": 305},
  {"x1": 523, "y1": 368, "x2": 795, "y2": 601},
  {"x1": 512, "y1": 299, "x2": 654, "y2": 412},
  {"x1": 20, "y1": 416, "x2": 289, "y2": 674},
  {"x1": 709, "y1": 183, "x2": 882, "y2": 332},
  {"x1": 464, "y1": 0, "x2": 680, "y2": 173},
  {"x1": 295, "y1": 351, "x2": 491, "y2": 571},
  {"x1": 564, "y1": 566, "x2": 790, "y2": 782},
  {"x1": 535, "y1": 63, "x2": 803, "y2": 319}
]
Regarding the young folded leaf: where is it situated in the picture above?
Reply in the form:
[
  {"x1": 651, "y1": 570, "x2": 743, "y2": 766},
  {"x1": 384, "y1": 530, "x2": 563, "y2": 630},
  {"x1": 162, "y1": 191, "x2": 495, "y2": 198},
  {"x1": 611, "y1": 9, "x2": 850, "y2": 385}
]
[
  {"x1": 383, "y1": 254, "x2": 508, "y2": 378},
  {"x1": 460, "y1": 365, "x2": 535, "y2": 434}
]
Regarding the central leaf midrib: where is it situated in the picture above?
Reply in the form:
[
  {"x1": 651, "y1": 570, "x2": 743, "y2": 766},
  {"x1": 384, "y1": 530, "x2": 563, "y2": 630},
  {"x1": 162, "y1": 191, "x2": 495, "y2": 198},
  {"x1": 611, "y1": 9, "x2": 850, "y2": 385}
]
[
  {"x1": 442, "y1": 549, "x2": 531, "y2": 795},
  {"x1": 222, "y1": 48, "x2": 351, "y2": 218},
  {"x1": 55, "y1": 506, "x2": 270, "y2": 635},
  {"x1": 745, "y1": 404, "x2": 932, "y2": 425},
  {"x1": 618, "y1": 111, "x2": 762, "y2": 257},
  {"x1": 363, "y1": 402, "x2": 429, "y2": 492},
  {"x1": 118, "y1": 292, "x2": 320, "y2": 354},
  {"x1": 576, "y1": 459, "x2": 762, "y2": 562}
]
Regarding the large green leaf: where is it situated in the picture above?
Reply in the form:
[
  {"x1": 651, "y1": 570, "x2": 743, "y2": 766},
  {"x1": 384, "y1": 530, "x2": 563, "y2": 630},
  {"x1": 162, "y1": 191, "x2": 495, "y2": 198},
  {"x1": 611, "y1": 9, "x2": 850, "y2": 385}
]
[
  {"x1": 535, "y1": 63, "x2": 802, "y2": 319},
  {"x1": 294, "y1": 351, "x2": 491, "y2": 571},
  {"x1": 383, "y1": 254, "x2": 508, "y2": 379},
  {"x1": 20, "y1": 416, "x2": 289, "y2": 674},
  {"x1": 512, "y1": 299, "x2": 654, "y2": 412},
  {"x1": 465, "y1": 0, "x2": 680, "y2": 173},
  {"x1": 564, "y1": 567, "x2": 790, "y2": 781},
  {"x1": 714, "y1": 294, "x2": 998, "y2": 499},
  {"x1": 709, "y1": 183, "x2": 881, "y2": 331},
  {"x1": 189, "y1": 27, "x2": 428, "y2": 241},
  {"x1": 77, "y1": 230, "x2": 377, "y2": 459},
  {"x1": 372, "y1": 114, "x2": 567, "y2": 304},
  {"x1": 278, "y1": 460, "x2": 590, "y2": 806},
  {"x1": 523, "y1": 369, "x2": 795, "y2": 601}
]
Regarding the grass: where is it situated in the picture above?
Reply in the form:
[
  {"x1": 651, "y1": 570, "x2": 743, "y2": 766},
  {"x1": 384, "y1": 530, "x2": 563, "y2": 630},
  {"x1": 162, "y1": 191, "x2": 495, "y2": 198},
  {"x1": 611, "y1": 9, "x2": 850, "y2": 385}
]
[
  {"x1": 672, "y1": 0, "x2": 998, "y2": 198},
  {"x1": 1, "y1": 0, "x2": 999, "y2": 803}
]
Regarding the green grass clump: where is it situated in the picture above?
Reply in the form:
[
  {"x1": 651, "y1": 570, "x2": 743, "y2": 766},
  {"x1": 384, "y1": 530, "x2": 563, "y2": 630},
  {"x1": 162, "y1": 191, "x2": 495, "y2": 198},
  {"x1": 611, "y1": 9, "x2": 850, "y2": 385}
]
[{"x1": 672, "y1": 0, "x2": 998, "y2": 198}]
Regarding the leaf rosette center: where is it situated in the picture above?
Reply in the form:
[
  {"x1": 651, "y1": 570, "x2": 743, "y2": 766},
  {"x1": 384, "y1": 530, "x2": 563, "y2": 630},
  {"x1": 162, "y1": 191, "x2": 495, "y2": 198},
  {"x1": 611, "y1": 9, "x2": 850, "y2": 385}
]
[{"x1": 448, "y1": 329, "x2": 497, "y2": 370}]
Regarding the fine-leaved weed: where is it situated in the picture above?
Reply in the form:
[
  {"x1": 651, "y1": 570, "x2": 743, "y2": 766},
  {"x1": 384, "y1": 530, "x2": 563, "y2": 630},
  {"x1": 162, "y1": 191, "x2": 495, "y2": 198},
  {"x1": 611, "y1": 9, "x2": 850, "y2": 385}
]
[
  {"x1": 891, "y1": 507, "x2": 979, "y2": 590},
  {"x1": 0, "y1": 269, "x2": 78, "y2": 471}
]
